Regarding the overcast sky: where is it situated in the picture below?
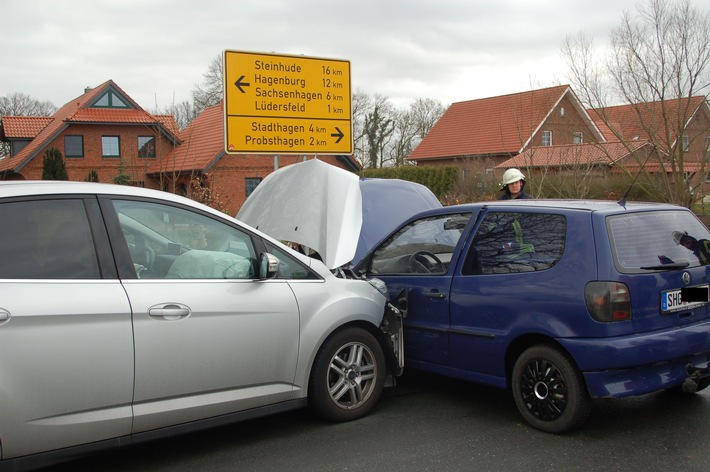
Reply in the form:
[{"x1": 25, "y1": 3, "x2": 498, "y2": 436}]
[{"x1": 1, "y1": 0, "x2": 644, "y2": 111}]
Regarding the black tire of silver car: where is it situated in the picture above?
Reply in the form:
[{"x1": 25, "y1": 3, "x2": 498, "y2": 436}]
[
  {"x1": 308, "y1": 327, "x2": 386, "y2": 422},
  {"x1": 512, "y1": 345, "x2": 592, "y2": 434}
]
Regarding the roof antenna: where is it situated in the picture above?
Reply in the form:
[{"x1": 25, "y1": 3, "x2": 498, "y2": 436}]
[{"x1": 618, "y1": 149, "x2": 653, "y2": 207}]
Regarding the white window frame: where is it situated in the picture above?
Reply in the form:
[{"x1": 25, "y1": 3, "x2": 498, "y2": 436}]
[
  {"x1": 102, "y1": 136, "x2": 120, "y2": 158},
  {"x1": 542, "y1": 130, "x2": 553, "y2": 147}
]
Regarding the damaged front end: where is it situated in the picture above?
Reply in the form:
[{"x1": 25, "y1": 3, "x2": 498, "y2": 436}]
[
  {"x1": 375, "y1": 284, "x2": 407, "y2": 378},
  {"x1": 340, "y1": 267, "x2": 407, "y2": 380}
]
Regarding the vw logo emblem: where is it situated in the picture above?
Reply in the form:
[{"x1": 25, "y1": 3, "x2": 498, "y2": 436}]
[{"x1": 682, "y1": 272, "x2": 691, "y2": 285}]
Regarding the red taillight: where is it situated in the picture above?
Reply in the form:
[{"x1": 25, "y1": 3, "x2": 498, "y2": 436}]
[{"x1": 585, "y1": 281, "x2": 631, "y2": 322}]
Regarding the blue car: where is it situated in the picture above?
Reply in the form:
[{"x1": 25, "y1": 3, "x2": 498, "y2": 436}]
[{"x1": 354, "y1": 199, "x2": 710, "y2": 433}]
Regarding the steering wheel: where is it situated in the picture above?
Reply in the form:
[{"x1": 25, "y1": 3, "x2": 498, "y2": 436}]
[
  {"x1": 408, "y1": 251, "x2": 445, "y2": 273},
  {"x1": 136, "y1": 246, "x2": 155, "y2": 271}
]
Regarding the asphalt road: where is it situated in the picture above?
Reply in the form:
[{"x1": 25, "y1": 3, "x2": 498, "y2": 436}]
[{"x1": 44, "y1": 370, "x2": 710, "y2": 472}]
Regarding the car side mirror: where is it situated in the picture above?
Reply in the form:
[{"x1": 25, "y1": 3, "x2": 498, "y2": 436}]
[{"x1": 258, "y1": 252, "x2": 280, "y2": 279}]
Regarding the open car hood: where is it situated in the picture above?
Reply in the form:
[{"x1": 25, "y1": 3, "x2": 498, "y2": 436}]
[{"x1": 237, "y1": 159, "x2": 441, "y2": 269}]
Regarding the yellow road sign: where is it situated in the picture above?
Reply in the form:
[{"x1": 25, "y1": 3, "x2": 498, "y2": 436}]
[{"x1": 224, "y1": 50, "x2": 352, "y2": 154}]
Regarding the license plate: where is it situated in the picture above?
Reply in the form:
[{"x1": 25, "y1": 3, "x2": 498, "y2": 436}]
[{"x1": 661, "y1": 285, "x2": 709, "y2": 313}]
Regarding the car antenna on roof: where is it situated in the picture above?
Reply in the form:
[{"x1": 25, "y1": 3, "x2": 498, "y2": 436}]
[{"x1": 617, "y1": 151, "x2": 653, "y2": 207}]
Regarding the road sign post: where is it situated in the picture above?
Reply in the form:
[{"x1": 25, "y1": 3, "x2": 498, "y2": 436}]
[{"x1": 223, "y1": 50, "x2": 352, "y2": 154}]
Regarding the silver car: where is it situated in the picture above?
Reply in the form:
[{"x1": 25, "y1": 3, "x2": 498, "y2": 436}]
[{"x1": 0, "y1": 181, "x2": 403, "y2": 471}]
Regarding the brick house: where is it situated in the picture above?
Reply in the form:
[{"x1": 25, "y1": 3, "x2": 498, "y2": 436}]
[
  {"x1": 0, "y1": 80, "x2": 180, "y2": 185},
  {"x1": 497, "y1": 96, "x2": 710, "y2": 195},
  {"x1": 588, "y1": 97, "x2": 710, "y2": 195},
  {"x1": 408, "y1": 85, "x2": 605, "y2": 177},
  {"x1": 410, "y1": 84, "x2": 710, "y2": 199},
  {"x1": 0, "y1": 81, "x2": 361, "y2": 215}
]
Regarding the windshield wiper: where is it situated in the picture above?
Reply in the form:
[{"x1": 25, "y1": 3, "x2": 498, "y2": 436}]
[{"x1": 640, "y1": 262, "x2": 690, "y2": 271}]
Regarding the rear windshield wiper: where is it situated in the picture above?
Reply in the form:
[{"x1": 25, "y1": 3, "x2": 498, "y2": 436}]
[{"x1": 640, "y1": 262, "x2": 690, "y2": 271}]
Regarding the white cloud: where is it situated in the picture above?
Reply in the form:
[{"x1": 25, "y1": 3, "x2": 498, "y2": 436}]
[{"x1": 0, "y1": 0, "x2": 641, "y2": 111}]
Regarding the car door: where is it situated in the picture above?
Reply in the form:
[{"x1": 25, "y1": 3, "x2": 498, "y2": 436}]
[
  {"x1": 449, "y1": 210, "x2": 568, "y2": 385},
  {"x1": 102, "y1": 198, "x2": 300, "y2": 433},
  {"x1": 0, "y1": 196, "x2": 133, "y2": 459},
  {"x1": 365, "y1": 212, "x2": 473, "y2": 368}
]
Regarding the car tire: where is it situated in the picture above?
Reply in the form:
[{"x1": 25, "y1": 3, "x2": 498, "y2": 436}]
[
  {"x1": 512, "y1": 344, "x2": 591, "y2": 434},
  {"x1": 308, "y1": 327, "x2": 386, "y2": 422}
]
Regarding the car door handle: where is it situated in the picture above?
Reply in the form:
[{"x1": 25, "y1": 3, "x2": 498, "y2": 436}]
[
  {"x1": 424, "y1": 292, "x2": 446, "y2": 299},
  {"x1": 148, "y1": 304, "x2": 191, "y2": 321}
]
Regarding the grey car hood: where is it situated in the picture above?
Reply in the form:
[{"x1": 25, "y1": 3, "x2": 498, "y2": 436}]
[{"x1": 237, "y1": 159, "x2": 441, "y2": 269}]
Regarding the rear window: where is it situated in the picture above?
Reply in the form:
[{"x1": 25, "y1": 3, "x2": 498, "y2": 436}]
[
  {"x1": 0, "y1": 199, "x2": 100, "y2": 279},
  {"x1": 609, "y1": 210, "x2": 710, "y2": 272}
]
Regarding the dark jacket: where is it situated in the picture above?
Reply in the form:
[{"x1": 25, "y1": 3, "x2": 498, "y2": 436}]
[{"x1": 498, "y1": 191, "x2": 533, "y2": 200}]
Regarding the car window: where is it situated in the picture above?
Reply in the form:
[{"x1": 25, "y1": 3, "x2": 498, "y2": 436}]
[
  {"x1": 609, "y1": 210, "x2": 710, "y2": 271},
  {"x1": 0, "y1": 199, "x2": 101, "y2": 279},
  {"x1": 369, "y1": 213, "x2": 472, "y2": 275},
  {"x1": 111, "y1": 200, "x2": 257, "y2": 279},
  {"x1": 464, "y1": 211, "x2": 566, "y2": 275},
  {"x1": 265, "y1": 242, "x2": 320, "y2": 279}
]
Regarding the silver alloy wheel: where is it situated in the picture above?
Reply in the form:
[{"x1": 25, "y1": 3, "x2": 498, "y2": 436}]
[{"x1": 327, "y1": 341, "x2": 378, "y2": 410}]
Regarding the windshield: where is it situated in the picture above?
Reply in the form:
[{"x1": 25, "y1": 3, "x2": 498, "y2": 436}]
[
  {"x1": 368, "y1": 213, "x2": 472, "y2": 275},
  {"x1": 608, "y1": 210, "x2": 710, "y2": 272}
]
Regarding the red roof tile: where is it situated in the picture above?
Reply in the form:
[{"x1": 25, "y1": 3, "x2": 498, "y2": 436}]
[
  {"x1": 67, "y1": 107, "x2": 164, "y2": 124},
  {"x1": 589, "y1": 96, "x2": 707, "y2": 143},
  {"x1": 0, "y1": 116, "x2": 53, "y2": 139},
  {"x1": 154, "y1": 114, "x2": 180, "y2": 137},
  {"x1": 409, "y1": 85, "x2": 573, "y2": 161},
  {"x1": 497, "y1": 141, "x2": 650, "y2": 169},
  {"x1": 150, "y1": 102, "x2": 225, "y2": 174}
]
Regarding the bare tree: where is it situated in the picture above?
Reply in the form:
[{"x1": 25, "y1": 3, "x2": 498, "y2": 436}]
[
  {"x1": 0, "y1": 92, "x2": 57, "y2": 117},
  {"x1": 363, "y1": 95, "x2": 396, "y2": 168},
  {"x1": 351, "y1": 89, "x2": 371, "y2": 164},
  {"x1": 0, "y1": 92, "x2": 58, "y2": 157},
  {"x1": 563, "y1": 0, "x2": 710, "y2": 206},
  {"x1": 192, "y1": 54, "x2": 224, "y2": 114},
  {"x1": 388, "y1": 108, "x2": 419, "y2": 166},
  {"x1": 157, "y1": 100, "x2": 199, "y2": 131},
  {"x1": 410, "y1": 98, "x2": 446, "y2": 140}
]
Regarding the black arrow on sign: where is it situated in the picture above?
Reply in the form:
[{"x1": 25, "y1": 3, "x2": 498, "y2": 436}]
[
  {"x1": 234, "y1": 75, "x2": 250, "y2": 93},
  {"x1": 331, "y1": 127, "x2": 344, "y2": 144}
]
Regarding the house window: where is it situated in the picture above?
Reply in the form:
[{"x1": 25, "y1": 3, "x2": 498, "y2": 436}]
[
  {"x1": 10, "y1": 140, "x2": 30, "y2": 156},
  {"x1": 93, "y1": 91, "x2": 129, "y2": 108},
  {"x1": 542, "y1": 131, "x2": 553, "y2": 146},
  {"x1": 138, "y1": 136, "x2": 156, "y2": 158},
  {"x1": 246, "y1": 177, "x2": 262, "y2": 196},
  {"x1": 64, "y1": 135, "x2": 84, "y2": 158},
  {"x1": 560, "y1": 107, "x2": 565, "y2": 117},
  {"x1": 573, "y1": 132, "x2": 583, "y2": 144},
  {"x1": 682, "y1": 135, "x2": 689, "y2": 152},
  {"x1": 102, "y1": 136, "x2": 120, "y2": 157},
  {"x1": 705, "y1": 136, "x2": 710, "y2": 152}
]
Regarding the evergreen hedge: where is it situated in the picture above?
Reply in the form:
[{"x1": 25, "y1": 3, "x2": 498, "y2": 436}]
[{"x1": 361, "y1": 166, "x2": 458, "y2": 198}]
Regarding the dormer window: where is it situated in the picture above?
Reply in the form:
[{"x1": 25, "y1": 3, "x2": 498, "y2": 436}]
[{"x1": 92, "y1": 90, "x2": 130, "y2": 108}]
